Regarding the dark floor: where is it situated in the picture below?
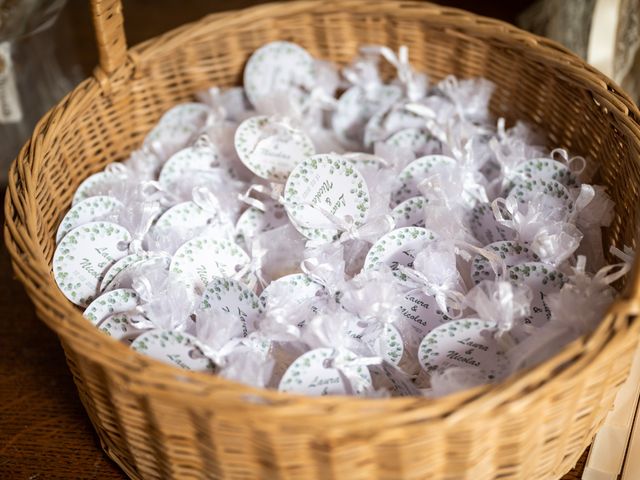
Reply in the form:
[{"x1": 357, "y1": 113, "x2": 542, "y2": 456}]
[{"x1": 0, "y1": 1, "x2": 589, "y2": 478}]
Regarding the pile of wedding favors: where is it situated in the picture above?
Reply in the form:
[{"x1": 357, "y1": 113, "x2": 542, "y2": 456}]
[{"x1": 53, "y1": 41, "x2": 634, "y2": 397}]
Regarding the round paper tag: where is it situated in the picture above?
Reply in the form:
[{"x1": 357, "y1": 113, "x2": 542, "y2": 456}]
[
  {"x1": 144, "y1": 103, "x2": 211, "y2": 155},
  {"x1": 506, "y1": 178, "x2": 574, "y2": 211},
  {"x1": 234, "y1": 115, "x2": 315, "y2": 182},
  {"x1": 158, "y1": 141, "x2": 219, "y2": 188},
  {"x1": 259, "y1": 273, "x2": 325, "y2": 327},
  {"x1": 53, "y1": 221, "x2": 131, "y2": 306},
  {"x1": 72, "y1": 170, "x2": 124, "y2": 205},
  {"x1": 100, "y1": 251, "x2": 154, "y2": 292},
  {"x1": 346, "y1": 322, "x2": 404, "y2": 366},
  {"x1": 332, "y1": 85, "x2": 403, "y2": 145},
  {"x1": 508, "y1": 158, "x2": 579, "y2": 189},
  {"x1": 284, "y1": 153, "x2": 371, "y2": 242},
  {"x1": 391, "y1": 155, "x2": 456, "y2": 206},
  {"x1": 84, "y1": 288, "x2": 139, "y2": 326},
  {"x1": 278, "y1": 347, "x2": 373, "y2": 396},
  {"x1": 470, "y1": 241, "x2": 540, "y2": 285},
  {"x1": 506, "y1": 262, "x2": 565, "y2": 332},
  {"x1": 418, "y1": 319, "x2": 507, "y2": 381},
  {"x1": 57, "y1": 195, "x2": 123, "y2": 243},
  {"x1": 170, "y1": 236, "x2": 250, "y2": 295},
  {"x1": 99, "y1": 312, "x2": 150, "y2": 344},
  {"x1": 363, "y1": 227, "x2": 437, "y2": 281},
  {"x1": 131, "y1": 329, "x2": 216, "y2": 373},
  {"x1": 364, "y1": 105, "x2": 425, "y2": 147},
  {"x1": 200, "y1": 277, "x2": 263, "y2": 338},
  {"x1": 153, "y1": 201, "x2": 234, "y2": 240},
  {"x1": 468, "y1": 202, "x2": 515, "y2": 246},
  {"x1": 235, "y1": 200, "x2": 288, "y2": 249},
  {"x1": 390, "y1": 196, "x2": 427, "y2": 228},
  {"x1": 343, "y1": 153, "x2": 389, "y2": 173},
  {"x1": 243, "y1": 41, "x2": 315, "y2": 109},
  {"x1": 103, "y1": 252, "x2": 171, "y2": 290},
  {"x1": 384, "y1": 128, "x2": 433, "y2": 155},
  {"x1": 398, "y1": 289, "x2": 452, "y2": 337}
]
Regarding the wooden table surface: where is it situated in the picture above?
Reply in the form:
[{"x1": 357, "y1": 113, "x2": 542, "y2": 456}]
[{"x1": 1, "y1": 1, "x2": 590, "y2": 478}]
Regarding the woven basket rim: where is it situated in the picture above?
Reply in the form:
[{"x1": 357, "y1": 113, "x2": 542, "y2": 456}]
[{"x1": 5, "y1": 0, "x2": 640, "y2": 418}]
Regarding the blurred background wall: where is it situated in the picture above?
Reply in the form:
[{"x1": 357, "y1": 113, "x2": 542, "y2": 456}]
[{"x1": 0, "y1": 0, "x2": 637, "y2": 182}]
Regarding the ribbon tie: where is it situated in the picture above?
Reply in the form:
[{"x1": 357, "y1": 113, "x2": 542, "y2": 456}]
[
  {"x1": 238, "y1": 183, "x2": 285, "y2": 212},
  {"x1": 127, "y1": 201, "x2": 161, "y2": 255},
  {"x1": 249, "y1": 116, "x2": 301, "y2": 157},
  {"x1": 322, "y1": 348, "x2": 381, "y2": 395},
  {"x1": 192, "y1": 337, "x2": 246, "y2": 370},
  {"x1": 396, "y1": 265, "x2": 465, "y2": 319},
  {"x1": 551, "y1": 148, "x2": 587, "y2": 177},
  {"x1": 192, "y1": 186, "x2": 222, "y2": 219},
  {"x1": 571, "y1": 254, "x2": 630, "y2": 290}
]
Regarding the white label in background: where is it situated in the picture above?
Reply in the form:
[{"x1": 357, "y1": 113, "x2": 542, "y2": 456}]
[{"x1": 0, "y1": 42, "x2": 22, "y2": 123}]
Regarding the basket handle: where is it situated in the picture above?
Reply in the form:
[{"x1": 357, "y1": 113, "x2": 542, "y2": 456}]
[{"x1": 90, "y1": 0, "x2": 127, "y2": 76}]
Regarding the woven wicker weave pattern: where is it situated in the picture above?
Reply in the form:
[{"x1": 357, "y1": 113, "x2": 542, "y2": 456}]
[{"x1": 5, "y1": 1, "x2": 640, "y2": 478}]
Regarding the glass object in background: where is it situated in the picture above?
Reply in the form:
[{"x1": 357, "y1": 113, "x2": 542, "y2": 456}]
[
  {"x1": 0, "y1": 0, "x2": 83, "y2": 183},
  {"x1": 519, "y1": 0, "x2": 640, "y2": 104}
]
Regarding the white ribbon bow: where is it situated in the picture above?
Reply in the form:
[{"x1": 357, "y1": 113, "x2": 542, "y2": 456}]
[
  {"x1": 249, "y1": 116, "x2": 300, "y2": 157},
  {"x1": 396, "y1": 265, "x2": 465, "y2": 319},
  {"x1": 322, "y1": 348, "x2": 381, "y2": 395},
  {"x1": 238, "y1": 183, "x2": 285, "y2": 212}
]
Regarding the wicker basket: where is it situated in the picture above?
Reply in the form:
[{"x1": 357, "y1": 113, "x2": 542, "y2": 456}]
[{"x1": 6, "y1": 1, "x2": 640, "y2": 478}]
